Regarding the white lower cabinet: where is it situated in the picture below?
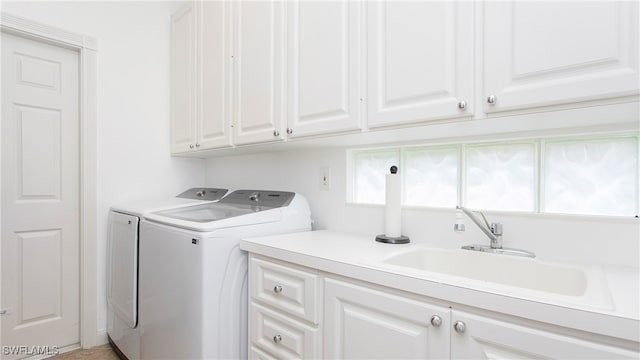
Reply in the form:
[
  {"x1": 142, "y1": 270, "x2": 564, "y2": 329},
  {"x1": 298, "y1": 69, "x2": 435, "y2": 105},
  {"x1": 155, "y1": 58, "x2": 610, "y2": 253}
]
[
  {"x1": 324, "y1": 277, "x2": 450, "y2": 359},
  {"x1": 248, "y1": 255, "x2": 322, "y2": 359},
  {"x1": 247, "y1": 255, "x2": 638, "y2": 360},
  {"x1": 450, "y1": 310, "x2": 639, "y2": 359}
]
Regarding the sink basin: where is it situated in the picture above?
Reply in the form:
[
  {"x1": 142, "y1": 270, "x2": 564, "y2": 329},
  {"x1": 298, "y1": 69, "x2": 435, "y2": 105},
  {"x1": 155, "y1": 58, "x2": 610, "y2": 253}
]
[{"x1": 382, "y1": 247, "x2": 590, "y2": 297}]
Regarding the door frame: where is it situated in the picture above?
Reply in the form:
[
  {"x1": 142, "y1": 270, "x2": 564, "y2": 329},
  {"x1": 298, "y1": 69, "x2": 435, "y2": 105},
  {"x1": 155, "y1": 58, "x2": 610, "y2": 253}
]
[{"x1": 0, "y1": 12, "x2": 98, "y2": 349}]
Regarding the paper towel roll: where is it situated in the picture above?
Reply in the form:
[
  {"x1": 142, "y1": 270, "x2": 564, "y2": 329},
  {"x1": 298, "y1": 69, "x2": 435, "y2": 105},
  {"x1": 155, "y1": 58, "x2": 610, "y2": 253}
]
[{"x1": 385, "y1": 172, "x2": 402, "y2": 238}]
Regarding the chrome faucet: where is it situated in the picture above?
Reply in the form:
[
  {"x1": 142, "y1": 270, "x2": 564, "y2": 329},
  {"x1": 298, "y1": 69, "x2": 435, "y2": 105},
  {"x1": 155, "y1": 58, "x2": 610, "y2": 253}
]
[
  {"x1": 454, "y1": 206, "x2": 535, "y2": 258},
  {"x1": 455, "y1": 206, "x2": 503, "y2": 249}
]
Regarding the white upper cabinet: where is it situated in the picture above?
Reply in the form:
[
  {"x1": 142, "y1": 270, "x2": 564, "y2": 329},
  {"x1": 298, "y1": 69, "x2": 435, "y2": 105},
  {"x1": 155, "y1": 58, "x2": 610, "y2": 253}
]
[
  {"x1": 199, "y1": 2, "x2": 232, "y2": 149},
  {"x1": 483, "y1": 1, "x2": 640, "y2": 113},
  {"x1": 367, "y1": 1, "x2": 474, "y2": 129},
  {"x1": 171, "y1": 2, "x2": 231, "y2": 154},
  {"x1": 170, "y1": 3, "x2": 198, "y2": 153},
  {"x1": 286, "y1": 1, "x2": 363, "y2": 138},
  {"x1": 232, "y1": 1, "x2": 285, "y2": 146}
]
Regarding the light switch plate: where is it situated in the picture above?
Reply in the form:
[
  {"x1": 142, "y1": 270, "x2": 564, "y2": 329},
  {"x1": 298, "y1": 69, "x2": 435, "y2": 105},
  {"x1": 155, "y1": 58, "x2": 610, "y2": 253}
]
[{"x1": 320, "y1": 166, "x2": 331, "y2": 191}]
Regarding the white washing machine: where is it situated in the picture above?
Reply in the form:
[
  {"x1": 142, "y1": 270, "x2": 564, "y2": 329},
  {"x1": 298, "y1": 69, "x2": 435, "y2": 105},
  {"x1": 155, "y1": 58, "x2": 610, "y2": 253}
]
[
  {"x1": 139, "y1": 190, "x2": 311, "y2": 360},
  {"x1": 107, "y1": 188, "x2": 228, "y2": 360}
]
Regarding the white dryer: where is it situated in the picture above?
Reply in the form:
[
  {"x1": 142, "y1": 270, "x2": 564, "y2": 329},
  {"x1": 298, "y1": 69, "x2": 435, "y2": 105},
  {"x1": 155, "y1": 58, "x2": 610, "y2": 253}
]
[
  {"x1": 139, "y1": 190, "x2": 311, "y2": 360},
  {"x1": 107, "y1": 188, "x2": 228, "y2": 360}
]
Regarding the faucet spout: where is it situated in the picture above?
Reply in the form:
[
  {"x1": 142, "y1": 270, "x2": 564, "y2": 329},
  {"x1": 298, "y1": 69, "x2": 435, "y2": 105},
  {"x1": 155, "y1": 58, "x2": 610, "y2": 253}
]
[{"x1": 455, "y1": 206, "x2": 502, "y2": 249}]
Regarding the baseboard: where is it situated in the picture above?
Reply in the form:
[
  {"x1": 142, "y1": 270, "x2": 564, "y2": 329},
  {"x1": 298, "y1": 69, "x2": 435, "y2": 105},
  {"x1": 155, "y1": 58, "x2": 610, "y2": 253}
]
[{"x1": 96, "y1": 329, "x2": 108, "y2": 346}]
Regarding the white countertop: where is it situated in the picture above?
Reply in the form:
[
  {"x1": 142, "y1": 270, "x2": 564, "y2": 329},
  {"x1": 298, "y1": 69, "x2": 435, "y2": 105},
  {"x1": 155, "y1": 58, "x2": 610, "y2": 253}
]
[{"x1": 240, "y1": 230, "x2": 640, "y2": 343}]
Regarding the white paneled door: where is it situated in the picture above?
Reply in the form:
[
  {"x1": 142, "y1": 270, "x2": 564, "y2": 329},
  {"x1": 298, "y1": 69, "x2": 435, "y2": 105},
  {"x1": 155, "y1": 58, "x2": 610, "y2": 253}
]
[{"x1": 1, "y1": 32, "x2": 80, "y2": 356}]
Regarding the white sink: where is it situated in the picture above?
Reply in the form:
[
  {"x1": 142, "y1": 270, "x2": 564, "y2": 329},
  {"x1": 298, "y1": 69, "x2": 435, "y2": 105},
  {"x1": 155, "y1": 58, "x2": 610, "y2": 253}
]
[
  {"x1": 383, "y1": 247, "x2": 586, "y2": 295},
  {"x1": 375, "y1": 246, "x2": 613, "y2": 310}
]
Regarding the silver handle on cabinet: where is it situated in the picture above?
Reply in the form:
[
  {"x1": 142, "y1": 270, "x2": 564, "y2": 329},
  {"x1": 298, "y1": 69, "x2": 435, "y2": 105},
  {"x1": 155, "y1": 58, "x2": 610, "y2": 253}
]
[
  {"x1": 273, "y1": 130, "x2": 280, "y2": 137},
  {"x1": 273, "y1": 334, "x2": 282, "y2": 343},
  {"x1": 453, "y1": 320, "x2": 466, "y2": 334},
  {"x1": 195, "y1": 143, "x2": 200, "y2": 148},
  {"x1": 189, "y1": 144, "x2": 195, "y2": 149},
  {"x1": 0, "y1": 309, "x2": 7, "y2": 315},
  {"x1": 430, "y1": 315, "x2": 442, "y2": 327},
  {"x1": 487, "y1": 95, "x2": 496, "y2": 104},
  {"x1": 273, "y1": 285, "x2": 283, "y2": 294},
  {"x1": 286, "y1": 128, "x2": 293, "y2": 135},
  {"x1": 458, "y1": 101, "x2": 467, "y2": 110}
]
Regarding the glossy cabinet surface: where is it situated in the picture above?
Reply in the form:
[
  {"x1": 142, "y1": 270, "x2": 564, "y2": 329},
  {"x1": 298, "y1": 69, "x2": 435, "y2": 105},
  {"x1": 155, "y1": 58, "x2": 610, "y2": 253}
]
[
  {"x1": 170, "y1": 3, "x2": 198, "y2": 153},
  {"x1": 324, "y1": 277, "x2": 450, "y2": 359},
  {"x1": 286, "y1": 1, "x2": 363, "y2": 138},
  {"x1": 171, "y1": 1, "x2": 639, "y2": 156},
  {"x1": 248, "y1": 256, "x2": 321, "y2": 359},
  {"x1": 231, "y1": 1, "x2": 285, "y2": 145},
  {"x1": 367, "y1": 1, "x2": 474, "y2": 128},
  {"x1": 450, "y1": 310, "x2": 639, "y2": 359},
  {"x1": 483, "y1": 1, "x2": 639, "y2": 113}
]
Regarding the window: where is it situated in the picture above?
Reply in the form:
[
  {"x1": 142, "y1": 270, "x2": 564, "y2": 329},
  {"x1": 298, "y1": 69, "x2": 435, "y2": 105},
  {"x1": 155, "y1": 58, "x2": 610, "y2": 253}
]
[
  {"x1": 404, "y1": 147, "x2": 458, "y2": 208},
  {"x1": 465, "y1": 143, "x2": 536, "y2": 212},
  {"x1": 348, "y1": 135, "x2": 639, "y2": 217},
  {"x1": 352, "y1": 149, "x2": 399, "y2": 204},
  {"x1": 543, "y1": 137, "x2": 638, "y2": 216}
]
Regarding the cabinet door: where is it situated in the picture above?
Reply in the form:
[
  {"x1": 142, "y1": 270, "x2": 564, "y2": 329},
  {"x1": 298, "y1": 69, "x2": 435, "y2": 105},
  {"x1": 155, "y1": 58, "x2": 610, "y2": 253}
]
[
  {"x1": 483, "y1": 1, "x2": 640, "y2": 113},
  {"x1": 450, "y1": 310, "x2": 639, "y2": 359},
  {"x1": 198, "y1": 2, "x2": 232, "y2": 149},
  {"x1": 232, "y1": 0, "x2": 285, "y2": 145},
  {"x1": 170, "y1": 3, "x2": 198, "y2": 153},
  {"x1": 287, "y1": 1, "x2": 363, "y2": 138},
  {"x1": 367, "y1": 1, "x2": 473, "y2": 128},
  {"x1": 324, "y1": 278, "x2": 450, "y2": 360}
]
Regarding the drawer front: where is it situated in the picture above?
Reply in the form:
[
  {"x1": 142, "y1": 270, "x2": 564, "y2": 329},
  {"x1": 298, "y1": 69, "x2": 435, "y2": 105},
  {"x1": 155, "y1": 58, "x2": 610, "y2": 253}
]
[
  {"x1": 250, "y1": 302, "x2": 320, "y2": 359},
  {"x1": 250, "y1": 256, "x2": 320, "y2": 323},
  {"x1": 249, "y1": 346, "x2": 277, "y2": 360}
]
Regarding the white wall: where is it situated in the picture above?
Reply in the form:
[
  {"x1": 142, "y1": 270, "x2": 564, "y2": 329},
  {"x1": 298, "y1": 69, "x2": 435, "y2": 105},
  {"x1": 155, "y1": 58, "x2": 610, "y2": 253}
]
[
  {"x1": 1, "y1": 1, "x2": 205, "y2": 336},
  {"x1": 205, "y1": 147, "x2": 639, "y2": 267}
]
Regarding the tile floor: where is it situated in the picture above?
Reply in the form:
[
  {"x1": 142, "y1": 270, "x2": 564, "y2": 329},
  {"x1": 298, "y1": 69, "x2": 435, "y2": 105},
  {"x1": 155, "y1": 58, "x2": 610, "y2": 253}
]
[{"x1": 51, "y1": 344, "x2": 119, "y2": 360}]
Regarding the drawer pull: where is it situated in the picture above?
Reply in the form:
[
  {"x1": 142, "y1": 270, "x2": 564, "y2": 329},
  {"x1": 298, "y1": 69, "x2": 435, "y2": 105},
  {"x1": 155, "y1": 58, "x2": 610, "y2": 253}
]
[
  {"x1": 454, "y1": 320, "x2": 466, "y2": 334},
  {"x1": 273, "y1": 334, "x2": 282, "y2": 343},
  {"x1": 273, "y1": 285, "x2": 283, "y2": 294}
]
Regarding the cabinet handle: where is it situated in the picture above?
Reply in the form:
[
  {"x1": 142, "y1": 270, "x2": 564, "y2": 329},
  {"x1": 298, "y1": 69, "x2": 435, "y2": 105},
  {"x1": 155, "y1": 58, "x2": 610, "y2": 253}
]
[
  {"x1": 195, "y1": 143, "x2": 200, "y2": 148},
  {"x1": 430, "y1": 315, "x2": 442, "y2": 327},
  {"x1": 453, "y1": 320, "x2": 466, "y2": 334},
  {"x1": 273, "y1": 285, "x2": 283, "y2": 294},
  {"x1": 273, "y1": 130, "x2": 280, "y2": 137},
  {"x1": 487, "y1": 95, "x2": 497, "y2": 104},
  {"x1": 286, "y1": 128, "x2": 293, "y2": 135},
  {"x1": 273, "y1": 334, "x2": 282, "y2": 343},
  {"x1": 458, "y1": 101, "x2": 467, "y2": 110},
  {"x1": 189, "y1": 144, "x2": 195, "y2": 149}
]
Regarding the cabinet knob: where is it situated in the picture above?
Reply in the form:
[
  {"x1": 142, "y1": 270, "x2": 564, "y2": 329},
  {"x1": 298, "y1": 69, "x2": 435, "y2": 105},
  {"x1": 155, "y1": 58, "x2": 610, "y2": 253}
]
[
  {"x1": 189, "y1": 144, "x2": 195, "y2": 149},
  {"x1": 458, "y1": 101, "x2": 467, "y2": 110},
  {"x1": 487, "y1": 95, "x2": 497, "y2": 104},
  {"x1": 195, "y1": 143, "x2": 200, "y2": 148},
  {"x1": 286, "y1": 128, "x2": 293, "y2": 135},
  {"x1": 273, "y1": 334, "x2": 282, "y2": 343},
  {"x1": 430, "y1": 315, "x2": 442, "y2": 327},
  {"x1": 273, "y1": 130, "x2": 280, "y2": 137},
  {"x1": 453, "y1": 320, "x2": 466, "y2": 334},
  {"x1": 273, "y1": 285, "x2": 283, "y2": 294}
]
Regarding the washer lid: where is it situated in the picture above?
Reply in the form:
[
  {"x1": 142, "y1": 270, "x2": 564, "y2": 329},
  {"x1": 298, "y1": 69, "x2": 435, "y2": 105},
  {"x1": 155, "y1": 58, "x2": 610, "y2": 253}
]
[
  {"x1": 176, "y1": 187, "x2": 228, "y2": 201},
  {"x1": 144, "y1": 190, "x2": 297, "y2": 231}
]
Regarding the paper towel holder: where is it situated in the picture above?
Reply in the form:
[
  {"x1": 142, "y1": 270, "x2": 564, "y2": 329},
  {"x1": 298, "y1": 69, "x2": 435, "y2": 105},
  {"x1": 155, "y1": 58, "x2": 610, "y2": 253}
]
[
  {"x1": 376, "y1": 165, "x2": 410, "y2": 244},
  {"x1": 375, "y1": 234, "x2": 410, "y2": 244}
]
